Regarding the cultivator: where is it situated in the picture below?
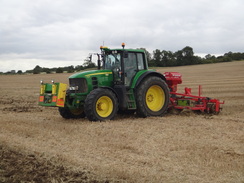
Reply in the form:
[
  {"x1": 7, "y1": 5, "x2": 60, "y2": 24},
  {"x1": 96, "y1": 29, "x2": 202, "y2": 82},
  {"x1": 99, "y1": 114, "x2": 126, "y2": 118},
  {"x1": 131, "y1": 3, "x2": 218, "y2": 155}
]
[{"x1": 164, "y1": 72, "x2": 224, "y2": 114}]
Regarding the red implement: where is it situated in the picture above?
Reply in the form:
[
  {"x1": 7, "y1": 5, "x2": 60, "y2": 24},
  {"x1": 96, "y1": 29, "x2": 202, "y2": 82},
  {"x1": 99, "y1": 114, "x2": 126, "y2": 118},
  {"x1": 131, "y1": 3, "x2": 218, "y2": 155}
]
[{"x1": 164, "y1": 72, "x2": 224, "y2": 114}]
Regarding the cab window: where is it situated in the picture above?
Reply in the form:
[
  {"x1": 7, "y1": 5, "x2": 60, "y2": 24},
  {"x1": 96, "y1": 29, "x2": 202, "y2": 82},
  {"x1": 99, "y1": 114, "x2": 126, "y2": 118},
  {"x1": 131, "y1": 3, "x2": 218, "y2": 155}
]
[
  {"x1": 124, "y1": 53, "x2": 138, "y2": 86},
  {"x1": 137, "y1": 53, "x2": 145, "y2": 70},
  {"x1": 104, "y1": 53, "x2": 121, "y2": 70}
]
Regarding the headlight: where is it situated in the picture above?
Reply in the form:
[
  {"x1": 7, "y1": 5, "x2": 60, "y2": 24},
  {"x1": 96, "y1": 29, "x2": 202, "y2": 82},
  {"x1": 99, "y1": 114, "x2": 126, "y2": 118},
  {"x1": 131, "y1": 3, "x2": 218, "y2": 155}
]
[{"x1": 69, "y1": 86, "x2": 79, "y2": 91}]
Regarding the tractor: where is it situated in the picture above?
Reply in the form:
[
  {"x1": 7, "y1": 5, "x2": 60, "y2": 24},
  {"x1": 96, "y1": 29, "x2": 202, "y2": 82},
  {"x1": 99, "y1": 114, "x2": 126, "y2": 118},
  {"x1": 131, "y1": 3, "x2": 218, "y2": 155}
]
[
  {"x1": 39, "y1": 43, "x2": 224, "y2": 121},
  {"x1": 39, "y1": 43, "x2": 170, "y2": 121}
]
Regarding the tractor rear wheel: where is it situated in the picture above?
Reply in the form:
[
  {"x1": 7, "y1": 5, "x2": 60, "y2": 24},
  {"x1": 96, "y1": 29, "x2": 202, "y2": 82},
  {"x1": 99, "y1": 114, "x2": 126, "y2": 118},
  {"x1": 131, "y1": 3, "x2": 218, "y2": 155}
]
[
  {"x1": 84, "y1": 88, "x2": 118, "y2": 121},
  {"x1": 58, "y1": 107, "x2": 85, "y2": 119},
  {"x1": 136, "y1": 76, "x2": 170, "y2": 117}
]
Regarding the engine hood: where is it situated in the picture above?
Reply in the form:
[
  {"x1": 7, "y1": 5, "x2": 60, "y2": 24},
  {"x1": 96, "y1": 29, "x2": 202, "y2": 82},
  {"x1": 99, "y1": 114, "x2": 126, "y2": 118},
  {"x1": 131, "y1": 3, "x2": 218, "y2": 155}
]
[{"x1": 69, "y1": 70, "x2": 112, "y2": 79}]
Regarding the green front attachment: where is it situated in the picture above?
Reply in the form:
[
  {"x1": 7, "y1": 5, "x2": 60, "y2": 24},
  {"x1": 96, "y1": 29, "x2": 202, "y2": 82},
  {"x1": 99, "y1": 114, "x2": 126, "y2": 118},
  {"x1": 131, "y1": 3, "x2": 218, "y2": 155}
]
[{"x1": 39, "y1": 82, "x2": 67, "y2": 107}]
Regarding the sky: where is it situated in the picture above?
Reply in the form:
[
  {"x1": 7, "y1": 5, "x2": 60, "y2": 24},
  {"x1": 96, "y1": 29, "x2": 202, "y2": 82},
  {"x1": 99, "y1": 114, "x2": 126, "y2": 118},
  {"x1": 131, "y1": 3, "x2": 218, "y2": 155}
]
[{"x1": 0, "y1": 0, "x2": 243, "y2": 72}]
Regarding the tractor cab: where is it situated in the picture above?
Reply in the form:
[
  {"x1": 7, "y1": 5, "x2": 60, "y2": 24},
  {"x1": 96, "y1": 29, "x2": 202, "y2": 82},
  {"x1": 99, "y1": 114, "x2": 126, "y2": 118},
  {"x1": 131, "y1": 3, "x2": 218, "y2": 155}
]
[{"x1": 99, "y1": 44, "x2": 147, "y2": 87}]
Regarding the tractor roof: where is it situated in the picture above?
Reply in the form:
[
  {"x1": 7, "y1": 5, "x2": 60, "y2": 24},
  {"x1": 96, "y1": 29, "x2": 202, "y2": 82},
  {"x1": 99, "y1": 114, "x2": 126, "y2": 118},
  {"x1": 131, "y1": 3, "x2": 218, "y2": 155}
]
[{"x1": 100, "y1": 46, "x2": 145, "y2": 53}]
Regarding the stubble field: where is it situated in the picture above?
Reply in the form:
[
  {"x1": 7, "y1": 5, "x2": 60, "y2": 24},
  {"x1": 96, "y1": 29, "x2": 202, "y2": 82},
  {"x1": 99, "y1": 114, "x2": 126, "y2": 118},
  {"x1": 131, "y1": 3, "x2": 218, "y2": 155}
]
[{"x1": 0, "y1": 61, "x2": 244, "y2": 183}]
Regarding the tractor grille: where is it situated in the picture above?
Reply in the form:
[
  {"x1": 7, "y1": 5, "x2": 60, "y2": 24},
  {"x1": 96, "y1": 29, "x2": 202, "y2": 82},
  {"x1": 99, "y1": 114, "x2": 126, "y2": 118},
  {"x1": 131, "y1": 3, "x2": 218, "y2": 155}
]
[{"x1": 69, "y1": 78, "x2": 88, "y2": 93}]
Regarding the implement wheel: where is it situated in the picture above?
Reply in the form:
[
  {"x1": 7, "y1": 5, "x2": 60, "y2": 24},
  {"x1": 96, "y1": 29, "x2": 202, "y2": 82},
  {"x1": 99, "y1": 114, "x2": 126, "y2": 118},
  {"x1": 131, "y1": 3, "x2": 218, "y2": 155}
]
[
  {"x1": 136, "y1": 76, "x2": 170, "y2": 117},
  {"x1": 84, "y1": 88, "x2": 118, "y2": 121},
  {"x1": 58, "y1": 107, "x2": 85, "y2": 119}
]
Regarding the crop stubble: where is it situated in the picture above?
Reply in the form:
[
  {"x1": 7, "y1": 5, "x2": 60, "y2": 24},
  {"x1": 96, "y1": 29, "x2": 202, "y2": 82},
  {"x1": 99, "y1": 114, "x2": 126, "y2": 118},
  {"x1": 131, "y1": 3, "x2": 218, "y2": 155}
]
[{"x1": 0, "y1": 61, "x2": 244, "y2": 182}]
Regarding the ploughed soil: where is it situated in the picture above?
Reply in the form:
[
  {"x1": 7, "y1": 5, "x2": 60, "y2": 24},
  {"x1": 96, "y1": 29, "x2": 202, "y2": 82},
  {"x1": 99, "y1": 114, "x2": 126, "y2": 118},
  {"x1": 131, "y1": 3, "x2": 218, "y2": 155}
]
[
  {"x1": 0, "y1": 145, "x2": 109, "y2": 183},
  {"x1": 0, "y1": 61, "x2": 244, "y2": 182}
]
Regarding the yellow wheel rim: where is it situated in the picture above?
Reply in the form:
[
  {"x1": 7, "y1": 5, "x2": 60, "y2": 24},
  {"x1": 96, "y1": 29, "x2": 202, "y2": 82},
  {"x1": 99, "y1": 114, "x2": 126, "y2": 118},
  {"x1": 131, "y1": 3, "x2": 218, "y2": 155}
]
[
  {"x1": 146, "y1": 85, "x2": 165, "y2": 111},
  {"x1": 96, "y1": 96, "x2": 113, "y2": 118}
]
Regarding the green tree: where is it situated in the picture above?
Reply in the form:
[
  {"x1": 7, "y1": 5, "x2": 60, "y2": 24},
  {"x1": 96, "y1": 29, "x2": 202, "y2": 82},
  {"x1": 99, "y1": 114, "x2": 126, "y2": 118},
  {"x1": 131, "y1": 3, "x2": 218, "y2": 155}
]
[
  {"x1": 75, "y1": 65, "x2": 84, "y2": 71},
  {"x1": 42, "y1": 67, "x2": 51, "y2": 74},
  {"x1": 174, "y1": 50, "x2": 184, "y2": 66},
  {"x1": 56, "y1": 67, "x2": 63, "y2": 73},
  {"x1": 182, "y1": 46, "x2": 195, "y2": 65},
  {"x1": 161, "y1": 50, "x2": 175, "y2": 66},
  {"x1": 174, "y1": 46, "x2": 200, "y2": 66},
  {"x1": 224, "y1": 52, "x2": 244, "y2": 61},
  {"x1": 139, "y1": 48, "x2": 151, "y2": 64},
  {"x1": 17, "y1": 70, "x2": 22, "y2": 74},
  {"x1": 152, "y1": 49, "x2": 163, "y2": 66},
  {"x1": 33, "y1": 65, "x2": 42, "y2": 74},
  {"x1": 83, "y1": 56, "x2": 96, "y2": 68},
  {"x1": 67, "y1": 65, "x2": 75, "y2": 73}
]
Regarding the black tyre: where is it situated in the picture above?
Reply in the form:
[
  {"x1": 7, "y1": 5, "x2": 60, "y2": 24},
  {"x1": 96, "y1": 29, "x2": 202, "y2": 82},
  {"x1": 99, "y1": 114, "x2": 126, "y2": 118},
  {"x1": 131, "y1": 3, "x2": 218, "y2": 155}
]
[
  {"x1": 136, "y1": 76, "x2": 170, "y2": 117},
  {"x1": 58, "y1": 107, "x2": 85, "y2": 119},
  {"x1": 84, "y1": 88, "x2": 118, "y2": 121}
]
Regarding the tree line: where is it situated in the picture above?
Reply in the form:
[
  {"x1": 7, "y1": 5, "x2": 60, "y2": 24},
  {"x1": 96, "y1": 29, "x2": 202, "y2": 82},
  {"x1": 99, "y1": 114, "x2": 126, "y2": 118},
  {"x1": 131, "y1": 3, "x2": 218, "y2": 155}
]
[
  {"x1": 1, "y1": 46, "x2": 243, "y2": 74},
  {"x1": 25, "y1": 56, "x2": 96, "y2": 74},
  {"x1": 145, "y1": 46, "x2": 244, "y2": 67},
  {"x1": 0, "y1": 56, "x2": 96, "y2": 75}
]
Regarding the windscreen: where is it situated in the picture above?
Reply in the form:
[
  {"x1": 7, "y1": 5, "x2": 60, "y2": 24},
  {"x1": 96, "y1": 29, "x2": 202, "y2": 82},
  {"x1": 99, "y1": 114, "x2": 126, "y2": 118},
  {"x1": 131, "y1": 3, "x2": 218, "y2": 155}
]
[{"x1": 103, "y1": 52, "x2": 121, "y2": 70}]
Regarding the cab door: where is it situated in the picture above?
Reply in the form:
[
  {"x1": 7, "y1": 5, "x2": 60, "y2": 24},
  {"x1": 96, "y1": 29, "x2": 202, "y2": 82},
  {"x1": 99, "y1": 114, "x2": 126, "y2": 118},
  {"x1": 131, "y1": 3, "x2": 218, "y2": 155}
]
[
  {"x1": 124, "y1": 52, "x2": 145, "y2": 86},
  {"x1": 104, "y1": 52, "x2": 122, "y2": 84}
]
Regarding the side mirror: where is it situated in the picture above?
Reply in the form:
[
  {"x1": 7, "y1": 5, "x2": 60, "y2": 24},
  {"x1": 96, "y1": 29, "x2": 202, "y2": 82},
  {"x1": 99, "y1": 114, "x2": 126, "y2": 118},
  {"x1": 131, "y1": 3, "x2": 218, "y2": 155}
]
[{"x1": 97, "y1": 54, "x2": 101, "y2": 70}]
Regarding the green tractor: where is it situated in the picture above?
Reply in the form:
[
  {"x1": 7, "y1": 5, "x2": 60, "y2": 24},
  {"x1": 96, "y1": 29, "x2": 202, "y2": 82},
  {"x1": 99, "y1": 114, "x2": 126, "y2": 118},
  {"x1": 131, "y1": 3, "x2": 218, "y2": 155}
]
[{"x1": 39, "y1": 43, "x2": 170, "y2": 121}]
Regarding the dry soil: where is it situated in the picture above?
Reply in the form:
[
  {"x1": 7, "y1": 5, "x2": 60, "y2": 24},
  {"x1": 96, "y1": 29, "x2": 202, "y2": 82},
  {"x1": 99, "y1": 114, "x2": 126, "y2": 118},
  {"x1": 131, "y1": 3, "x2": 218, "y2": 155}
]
[{"x1": 0, "y1": 61, "x2": 244, "y2": 183}]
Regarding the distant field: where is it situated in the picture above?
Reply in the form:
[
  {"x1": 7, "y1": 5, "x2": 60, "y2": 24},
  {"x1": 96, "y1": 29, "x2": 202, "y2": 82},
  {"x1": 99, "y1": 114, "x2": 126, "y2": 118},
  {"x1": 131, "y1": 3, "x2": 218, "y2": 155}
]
[{"x1": 0, "y1": 61, "x2": 244, "y2": 182}]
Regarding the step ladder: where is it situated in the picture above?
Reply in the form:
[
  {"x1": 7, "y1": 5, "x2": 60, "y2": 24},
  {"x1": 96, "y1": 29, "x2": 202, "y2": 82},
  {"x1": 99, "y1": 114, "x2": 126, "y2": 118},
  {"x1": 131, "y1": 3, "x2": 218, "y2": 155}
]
[{"x1": 126, "y1": 90, "x2": 136, "y2": 110}]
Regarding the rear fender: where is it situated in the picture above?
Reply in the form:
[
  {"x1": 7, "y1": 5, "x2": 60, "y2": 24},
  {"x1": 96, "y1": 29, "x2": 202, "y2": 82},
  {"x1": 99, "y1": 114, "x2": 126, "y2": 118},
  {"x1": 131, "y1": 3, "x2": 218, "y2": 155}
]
[{"x1": 131, "y1": 71, "x2": 167, "y2": 89}]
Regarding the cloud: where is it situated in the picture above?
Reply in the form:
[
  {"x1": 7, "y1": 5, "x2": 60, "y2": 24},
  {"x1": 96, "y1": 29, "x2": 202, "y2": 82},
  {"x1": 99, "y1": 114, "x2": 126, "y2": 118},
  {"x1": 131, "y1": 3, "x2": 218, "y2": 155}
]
[{"x1": 0, "y1": 0, "x2": 243, "y2": 72}]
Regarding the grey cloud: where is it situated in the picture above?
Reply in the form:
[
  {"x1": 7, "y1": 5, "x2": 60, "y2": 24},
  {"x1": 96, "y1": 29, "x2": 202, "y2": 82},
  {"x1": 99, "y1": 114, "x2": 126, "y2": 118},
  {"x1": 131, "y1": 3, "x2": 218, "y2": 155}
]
[{"x1": 0, "y1": 0, "x2": 243, "y2": 72}]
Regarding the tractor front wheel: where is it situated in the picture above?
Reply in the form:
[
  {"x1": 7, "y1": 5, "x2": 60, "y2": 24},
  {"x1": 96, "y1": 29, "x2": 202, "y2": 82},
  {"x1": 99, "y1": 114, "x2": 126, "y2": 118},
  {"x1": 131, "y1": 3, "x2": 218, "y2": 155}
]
[
  {"x1": 84, "y1": 88, "x2": 118, "y2": 121},
  {"x1": 58, "y1": 107, "x2": 85, "y2": 119},
  {"x1": 136, "y1": 76, "x2": 170, "y2": 117}
]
